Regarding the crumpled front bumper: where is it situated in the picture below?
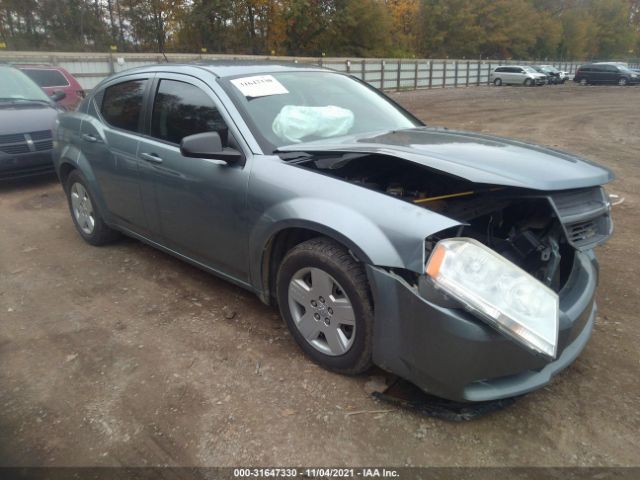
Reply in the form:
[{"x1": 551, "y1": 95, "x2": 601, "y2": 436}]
[{"x1": 367, "y1": 250, "x2": 598, "y2": 402}]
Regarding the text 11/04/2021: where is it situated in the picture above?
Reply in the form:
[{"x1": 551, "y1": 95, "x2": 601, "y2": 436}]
[{"x1": 233, "y1": 468, "x2": 400, "y2": 478}]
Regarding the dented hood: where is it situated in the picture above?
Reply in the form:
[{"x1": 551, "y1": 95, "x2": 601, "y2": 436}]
[{"x1": 277, "y1": 127, "x2": 614, "y2": 190}]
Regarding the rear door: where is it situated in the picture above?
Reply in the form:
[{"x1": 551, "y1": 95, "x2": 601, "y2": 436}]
[
  {"x1": 80, "y1": 74, "x2": 152, "y2": 235},
  {"x1": 590, "y1": 65, "x2": 607, "y2": 83},
  {"x1": 136, "y1": 74, "x2": 252, "y2": 281}
]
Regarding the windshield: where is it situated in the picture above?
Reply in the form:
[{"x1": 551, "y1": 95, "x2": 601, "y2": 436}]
[
  {"x1": 618, "y1": 66, "x2": 633, "y2": 73},
  {"x1": 221, "y1": 71, "x2": 421, "y2": 152},
  {"x1": 523, "y1": 66, "x2": 538, "y2": 73},
  {"x1": 0, "y1": 67, "x2": 52, "y2": 103}
]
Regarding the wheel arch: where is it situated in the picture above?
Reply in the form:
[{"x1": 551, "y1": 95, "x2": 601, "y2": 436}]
[
  {"x1": 256, "y1": 222, "x2": 378, "y2": 305},
  {"x1": 58, "y1": 147, "x2": 112, "y2": 220}
]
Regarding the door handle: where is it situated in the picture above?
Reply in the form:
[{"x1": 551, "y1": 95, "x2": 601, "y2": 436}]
[
  {"x1": 139, "y1": 152, "x2": 163, "y2": 164},
  {"x1": 81, "y1": 133, "x2": 97, "y2": 143}
]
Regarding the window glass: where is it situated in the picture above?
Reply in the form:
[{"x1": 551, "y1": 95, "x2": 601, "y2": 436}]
[
  {"x1": 495, "y1": 67, "x2": 505, "y2": 72},
  {"x1": 0, "y1": 66, "x2": 51, "y2": 102},
  {"x1": 101, "y1": 79, "x2": 147, "y2": 133},
  {"x1": 151, "y1": 79, "x2": 228, "y2": 145},
  {"x1": 222, "y1": 71, "x2": 420, "y2": 152},
  {"x1": 20, "y1": 68, "x2": 69, "y2": 87}
]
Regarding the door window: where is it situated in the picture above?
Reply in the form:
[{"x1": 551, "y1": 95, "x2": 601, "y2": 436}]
[
  {"x1": 20, "y1": 68, "x2": 69, "y2": 87},
  {"x1": 151, "y1": 79, "x2": 228, "y2": 145},
  {"x1": 100, "y1": 79, "x2": 147, "y2": 133}
]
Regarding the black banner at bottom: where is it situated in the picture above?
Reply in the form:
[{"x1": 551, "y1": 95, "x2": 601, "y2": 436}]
[{"x1": 0, "y1": 467, "x2": 638, "y2": 480}]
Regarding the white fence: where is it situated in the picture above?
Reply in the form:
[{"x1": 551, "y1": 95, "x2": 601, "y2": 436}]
[{"x1": 1, "y1": 51, "x2": 637, "y2": 91}]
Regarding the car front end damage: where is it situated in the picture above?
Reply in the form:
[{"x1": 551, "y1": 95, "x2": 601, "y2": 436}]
[
  {"x1": 279, "y1": 128, "x2": 613, "y2": 402},
  {"x1": 372, "y1": 185, "x2": 610, "y2": 401},
  {"x1": 375, "y1": 187, "x2": 609, "y2": 402}
]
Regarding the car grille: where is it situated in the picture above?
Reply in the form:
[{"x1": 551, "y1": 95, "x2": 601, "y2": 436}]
[
  {"x1": 568, "y1": 220, "x2": 598, "y2": 244},
  {"x1": 548, "y1": 187, "x2": 612, "y2": 250},
  {"x1": 0, "y1": 130, "x2": 53, "y2": 155}
]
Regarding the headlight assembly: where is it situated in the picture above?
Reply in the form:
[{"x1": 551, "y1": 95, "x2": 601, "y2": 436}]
[{"x1": 426, "y1": 238, "x2": 559, "y2": 359}]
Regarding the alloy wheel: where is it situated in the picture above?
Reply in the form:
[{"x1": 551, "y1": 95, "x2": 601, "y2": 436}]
[
  {"x1": 70, "y1": 182, "x2": 95, "y2": 235},
  {"x1": 287, "y1": 267, "x2": 356, "y2": 356}
]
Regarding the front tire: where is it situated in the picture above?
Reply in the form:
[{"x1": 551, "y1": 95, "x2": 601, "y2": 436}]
[
  {"x1": 524, "y1": 78, "x2": 533, "y2": 86},
  {"x1": 618, "y1": 77, "x2": 629, "y2": 86},
  {"x1": 276, "y1": 237, "x2": 373, "y2": 374},
  {"x1": 65, "y1": 170, "x2": 119, "y2": 246},
  {"x1": 493, "y1": 78, "x2": 502, "y2": 86}
]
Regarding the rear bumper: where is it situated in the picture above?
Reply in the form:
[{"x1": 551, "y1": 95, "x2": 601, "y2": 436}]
[
  {"x1": 0, "y1": 150, "x2": 54, "y2": 180},
  {"x1": 367, "y1": 250, "x2": 598, "y2": 402}
]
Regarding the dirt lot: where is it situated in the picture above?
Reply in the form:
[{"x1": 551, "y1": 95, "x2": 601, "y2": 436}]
[{"x1": 1, "y1": 84, "x2": 639, "y2": 467}]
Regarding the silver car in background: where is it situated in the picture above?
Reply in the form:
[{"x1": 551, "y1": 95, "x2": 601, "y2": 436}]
[{"x1": 491, "y1": 65, "x2": 547, "y2": 86}]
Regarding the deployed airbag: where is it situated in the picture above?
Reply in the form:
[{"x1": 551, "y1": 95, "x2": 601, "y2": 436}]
[{"x1": 272, "y1": 105, "x2": 354, "y2": 143}]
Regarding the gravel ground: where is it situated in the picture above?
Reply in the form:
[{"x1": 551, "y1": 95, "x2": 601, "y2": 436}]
[{"x1": 0, "y1": 83, "x2": 638, "y2": 467}]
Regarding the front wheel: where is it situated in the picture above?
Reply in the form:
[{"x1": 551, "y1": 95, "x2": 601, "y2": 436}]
[
  {"x1": 524, "y1": 78, "x2": 533, "y2": 86},
  {"x1": 65, "y1": 170, "x2": 120, "y2": 246},
  {"x1": 618, "y1": 77, "x2": 629, "y2": 86},
  {"x1": 276, "y1": 237, "x2": 373, "y2": 374},
  {"x1": 493, "y1": 78, "x2": 502, "y2": 86}
]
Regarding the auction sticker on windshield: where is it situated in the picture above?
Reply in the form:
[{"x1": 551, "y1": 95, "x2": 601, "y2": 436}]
[{"x1": 230, "y1": 75, "x2": 289, "y2": 98}]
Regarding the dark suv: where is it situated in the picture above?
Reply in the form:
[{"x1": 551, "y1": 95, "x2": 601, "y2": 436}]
[{"x1": 573, "y1": 63, "x2": 640, "y2": 86}]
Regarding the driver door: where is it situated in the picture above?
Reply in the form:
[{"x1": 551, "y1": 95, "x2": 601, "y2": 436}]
[{"x1": 136, "y1": 74, "x2": 252, "y2": 283}]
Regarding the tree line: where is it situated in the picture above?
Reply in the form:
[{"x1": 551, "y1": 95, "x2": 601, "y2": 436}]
[{"x1": 1, "y1": 0, "x2": 639, "y2": 60}]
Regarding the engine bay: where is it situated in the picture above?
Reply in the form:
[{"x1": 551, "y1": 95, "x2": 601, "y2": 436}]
[{"x1": 290, "y1": 152, "x2": 575, "y2": 291}]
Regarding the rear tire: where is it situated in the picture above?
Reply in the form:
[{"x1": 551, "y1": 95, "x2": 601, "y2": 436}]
[
  {"x1": 579, "y1": 78, "x2": 588, "y2": 86},
  {"x1": 493, "y1": 78, "x2": 502, "y2": 86},
  {"x1": 276, "y1": 237, "x2": 373, "y2": 375},
  {"x1": 65, "y1": 170, "x2": 120, "y2": 246}
]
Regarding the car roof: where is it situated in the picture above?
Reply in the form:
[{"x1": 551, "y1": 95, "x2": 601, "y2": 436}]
[{"x1": 107, "y1": 61, "x2": 328, "y2": 80}]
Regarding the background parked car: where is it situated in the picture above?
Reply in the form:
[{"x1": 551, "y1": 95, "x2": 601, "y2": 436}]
[
  {"x1": 0, "y1": 65, "x2": 64, "y2": 179},
  {"x1": 17, "y1": 65, "x2": 85, "y2": 110},
  {"x1": 573, "y1": 63, "x2": 640, "y2": 86},
  {"x1": 532, "y1": 65, "x2": 566, "y2": 84},
  {"x1": 490, "y1": 65, "x2": 547, "y2": 86}
]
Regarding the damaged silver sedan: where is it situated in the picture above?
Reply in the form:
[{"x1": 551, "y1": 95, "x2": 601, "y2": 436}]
[{"x1": 53, "y1": 62, "x2": 613, "y2": 402}]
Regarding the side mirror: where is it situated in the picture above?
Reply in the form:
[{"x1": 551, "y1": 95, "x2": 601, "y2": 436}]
[
  {"x1": 180, "y1": 131, "x2": 244, "y2": 164},
  {"x1": 50, "y1": 91, "x2": 66, "y2": 102}
]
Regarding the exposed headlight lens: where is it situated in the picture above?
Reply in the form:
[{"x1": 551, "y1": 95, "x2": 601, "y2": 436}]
[{"x1": 426, "y1": 238, "x2": 559, "y2": 358}]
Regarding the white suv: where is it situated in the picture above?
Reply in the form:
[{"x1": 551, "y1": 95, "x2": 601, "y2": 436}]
[{"x1": 490, "y1": 65, "x2": 547, "y2": 86}]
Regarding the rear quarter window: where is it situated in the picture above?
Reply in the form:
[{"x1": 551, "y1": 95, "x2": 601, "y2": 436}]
[
  {"x1": 20, "y1": 68, "x2": 69, "y2": 87},
  {"x1": 100, "y1": 79, "x2": 147, "y2": 133}
]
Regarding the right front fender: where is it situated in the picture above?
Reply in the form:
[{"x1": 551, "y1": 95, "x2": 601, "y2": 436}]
[{"x1": 247, "y1": 155, "x2": 462, "y2": 292}]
